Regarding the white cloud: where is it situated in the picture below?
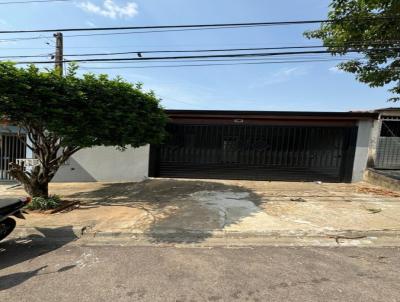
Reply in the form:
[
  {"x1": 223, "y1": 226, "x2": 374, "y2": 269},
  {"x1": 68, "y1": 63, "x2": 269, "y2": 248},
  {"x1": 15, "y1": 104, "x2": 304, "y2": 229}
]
[
  {"x1": 250, "y1": 67, "x2": 308, "y2": 88},
  {"x1": 0, "y1": 41, "x2": 17, "y2": 47},
  {"x1": 280, "y1": 67, "x2": 300, "y2": 76},
  {"x1": 144, "y1": 82, "x2": 216, "y2": 110},
  {"x1": 85, "y1": 20, "x2": 96, "y2": 27},
  {"x1": 0, "y1": 18, "x2": 14, "y2": 30},
  {"x1": 329, "y1": 66, "x2": 344, "y2": 74},
  {"x1": 77, "y1": 0, "x2": 138, "y2": 19}
]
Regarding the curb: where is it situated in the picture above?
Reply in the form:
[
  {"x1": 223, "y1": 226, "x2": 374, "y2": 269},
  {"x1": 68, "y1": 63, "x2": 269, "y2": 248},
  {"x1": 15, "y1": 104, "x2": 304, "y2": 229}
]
[
  {"x1": 7, "y1": 226, "x2": 400, "y2": 246},
  {"x1": 364, "y1": 168, "x2": 400, "y2": 192},
  {"x1": 10, "y1": 226, "x2": 87, "y2": 242},
  {"x1": 85, "y1": 229, "x2": 400, "y2": 238}
]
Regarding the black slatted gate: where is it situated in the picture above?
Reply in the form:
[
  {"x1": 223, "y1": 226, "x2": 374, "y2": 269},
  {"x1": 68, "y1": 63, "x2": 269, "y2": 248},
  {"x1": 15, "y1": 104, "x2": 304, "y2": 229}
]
[
  {"x1": 150, "y1": 124, "x2": 357, "y2": 182},
  {"x1": 0, "y1": 133, "x2": 27, "y2": 180}
]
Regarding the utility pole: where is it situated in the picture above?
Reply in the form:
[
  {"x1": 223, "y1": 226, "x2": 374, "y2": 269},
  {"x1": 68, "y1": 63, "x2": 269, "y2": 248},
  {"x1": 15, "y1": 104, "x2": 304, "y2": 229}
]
[{"x1": 54, "y1": 32, "x2": 63, "y2": 76}]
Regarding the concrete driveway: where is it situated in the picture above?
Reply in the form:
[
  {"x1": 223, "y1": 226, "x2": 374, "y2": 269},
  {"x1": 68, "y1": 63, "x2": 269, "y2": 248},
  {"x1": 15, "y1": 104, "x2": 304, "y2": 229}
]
[{"x1": 1, "y1": 179, "x2": 400, "y2": 245}]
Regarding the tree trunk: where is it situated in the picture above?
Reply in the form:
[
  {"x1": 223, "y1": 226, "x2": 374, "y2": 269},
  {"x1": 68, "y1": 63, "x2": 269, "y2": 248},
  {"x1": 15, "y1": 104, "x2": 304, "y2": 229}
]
[
  {"x1": 25, "y1": 180, "x2": 49, "y2": 199},
  {"x1": 9, "y1": 163, "x2": 51, "y2": 199},
  {"x1": 6, "y1": 126, "x2": 81, "y2": 199}
]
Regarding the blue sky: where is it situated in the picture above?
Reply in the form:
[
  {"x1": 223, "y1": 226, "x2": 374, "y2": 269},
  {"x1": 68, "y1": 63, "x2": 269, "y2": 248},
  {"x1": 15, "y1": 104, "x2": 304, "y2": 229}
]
[{"x1": 0, "y1": 0, "x2": 395, "y2": 111}]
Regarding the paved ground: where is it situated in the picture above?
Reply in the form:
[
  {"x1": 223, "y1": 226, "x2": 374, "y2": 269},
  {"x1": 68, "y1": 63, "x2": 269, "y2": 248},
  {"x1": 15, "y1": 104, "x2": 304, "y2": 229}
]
[
  {"x1": 1, "y1": 179, "x2": 400, "y2": 244},
  {"x1": 0, "y1": 241, "x2": 399, "y2": 302},
  {"x1": 2, "y1": 180, "x2": 399, "y2": 300}
]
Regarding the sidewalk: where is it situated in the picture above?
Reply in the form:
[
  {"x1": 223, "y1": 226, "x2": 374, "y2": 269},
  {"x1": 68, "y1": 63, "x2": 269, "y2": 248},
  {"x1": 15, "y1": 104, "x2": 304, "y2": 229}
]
[{"x1": 2, "y1": 179, "x2": 400, "y2": 246}]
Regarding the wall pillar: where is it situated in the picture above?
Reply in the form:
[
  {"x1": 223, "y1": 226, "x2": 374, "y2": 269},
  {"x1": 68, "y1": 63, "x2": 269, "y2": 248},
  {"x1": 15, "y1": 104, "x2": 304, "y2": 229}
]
[{"x1": 352, "y1": 120, "x2": 374, "y2": 182}]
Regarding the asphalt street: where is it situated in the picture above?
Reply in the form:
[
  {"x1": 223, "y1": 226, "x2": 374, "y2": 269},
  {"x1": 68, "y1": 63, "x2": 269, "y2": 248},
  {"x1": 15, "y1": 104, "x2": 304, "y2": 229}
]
[{"x1": 0, "y1": 240, "x2": 399, "y2": 302}]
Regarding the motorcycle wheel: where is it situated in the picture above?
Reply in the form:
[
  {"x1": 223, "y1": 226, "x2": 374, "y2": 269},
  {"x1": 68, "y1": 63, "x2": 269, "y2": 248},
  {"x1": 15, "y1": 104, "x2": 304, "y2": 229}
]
[{"x1": 0, "y1": 218, "x2": 16, "y2": 241}]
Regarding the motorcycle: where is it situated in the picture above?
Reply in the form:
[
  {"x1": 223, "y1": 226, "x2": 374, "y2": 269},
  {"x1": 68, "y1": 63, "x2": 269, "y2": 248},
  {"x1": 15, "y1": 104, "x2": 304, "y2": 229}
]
[{"x1": 0, "y1": 197, "x2": 30, "y2": 241}]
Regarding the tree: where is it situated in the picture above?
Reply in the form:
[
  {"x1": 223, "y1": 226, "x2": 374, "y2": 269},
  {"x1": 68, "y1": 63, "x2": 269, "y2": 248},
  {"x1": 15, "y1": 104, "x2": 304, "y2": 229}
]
[
  {"x1": 305, "y1": 0, "x2": 400, "y2": 101},
  {"x1": 0, "y1": 62, "x2": 167, "y2": 198}
]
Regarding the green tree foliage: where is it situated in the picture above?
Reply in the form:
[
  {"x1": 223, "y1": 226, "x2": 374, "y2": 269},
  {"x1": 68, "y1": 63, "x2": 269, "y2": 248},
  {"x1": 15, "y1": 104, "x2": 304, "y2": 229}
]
[
  {"x1": 0, "y1": 62, "x2": 167, "y2": 198},
  {"x1": 305, "y1": 0, "x2": 400, "y2": 101}
]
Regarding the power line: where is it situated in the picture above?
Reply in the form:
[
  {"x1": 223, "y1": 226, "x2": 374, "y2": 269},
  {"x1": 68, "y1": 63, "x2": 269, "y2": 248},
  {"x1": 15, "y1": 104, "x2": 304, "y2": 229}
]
[
  {"x1": 0, "y1": 35, "x2": 52, "y2": 41},
  {"x1": 0, "y1": 20, "x2": 331, "y2": 34},
  {"x1": 1, "y1": 42, "x2": 314, "y2": 50},
  {"x1": 78, "y1": 58, "x2": 361, "y2": 70},
  {"x1": 73, "y1": 55, "x2": 363, "y2": 66},
  {"x1": 1, "y1": 40, "x2": 399, "y2": 50},
  {"x1": 2, "y1": 21, "x2": 400, "y2": 41},
  {"x1": 0, "y1": 0, "x2": 71, "y2": 4},
  {"x1": 46, "y1": 42, "x2": 400, "y2": 57},
  {"x1": 0, "y1": 45, "x2": 360, "y2": 59},
  {"x1": 0, "y1": 16, "x2": 399, "y2": 34},
  {"x1": 11, "y1": 48, "x2": 399, "y2": 65},
  {"x1": 63, "y1": 25, "x2": 275, "y2": 38},
  {"x1": 3, "y1": 28, "x2": 400, "y2": 43},
  {"x1": 1, "y1": 40, "x2": 396, "y2": 58},
  {"x1": 0, "y1": 46, "x2": 53, "y2": 49},
  {"x1": 0, "y1": 53, "x2": 52, "y2": 58},
  {"x1": 1, "y1": 25, "x2": 267, "y2": 41}
]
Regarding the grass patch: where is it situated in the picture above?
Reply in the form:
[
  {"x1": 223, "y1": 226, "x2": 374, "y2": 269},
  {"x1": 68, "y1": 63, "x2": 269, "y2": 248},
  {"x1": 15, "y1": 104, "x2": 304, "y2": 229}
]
[{"x1": 26, "y1": 195, "x2": 62, "y2": 211}]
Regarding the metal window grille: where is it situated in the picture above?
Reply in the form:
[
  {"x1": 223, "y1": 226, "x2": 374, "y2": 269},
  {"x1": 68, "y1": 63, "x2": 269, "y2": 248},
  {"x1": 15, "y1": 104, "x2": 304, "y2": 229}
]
[
  {"x1": 0, "y1": 133, "x2": 27, "y2": 181},
  {"x1": 375, "y1": 119, "x2": 400, "y2": 169}
]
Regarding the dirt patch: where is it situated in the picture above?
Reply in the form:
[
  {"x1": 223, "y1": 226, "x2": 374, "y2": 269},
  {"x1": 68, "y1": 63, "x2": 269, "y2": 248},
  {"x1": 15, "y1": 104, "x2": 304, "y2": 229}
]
[{"x1": 356, "y1": 186, "x2": 400, "y2": 198}]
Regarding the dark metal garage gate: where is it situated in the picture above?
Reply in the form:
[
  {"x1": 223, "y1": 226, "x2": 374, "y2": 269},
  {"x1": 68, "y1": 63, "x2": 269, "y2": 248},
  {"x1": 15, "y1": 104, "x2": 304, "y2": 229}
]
[{"x1": 150, "y1": 123, "x2": 358, "y2": 182}]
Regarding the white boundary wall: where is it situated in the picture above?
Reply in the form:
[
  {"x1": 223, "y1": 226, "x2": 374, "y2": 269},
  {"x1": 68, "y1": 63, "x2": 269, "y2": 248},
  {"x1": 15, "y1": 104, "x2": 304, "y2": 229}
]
[
  {"x1": 352, "y1": 120, "x2": 374, "y2": 182},
  {"x1": 53, "y1": 145, "x2": 150, "y2": 182}
]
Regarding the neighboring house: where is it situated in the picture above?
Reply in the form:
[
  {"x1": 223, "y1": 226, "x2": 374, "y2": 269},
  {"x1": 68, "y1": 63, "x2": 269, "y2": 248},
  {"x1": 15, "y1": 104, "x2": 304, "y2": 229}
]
[
  {"x1": 364, "y1": 108, "x2": 400, "y2": 189},
  {"x1": 368, "y1": 108, "x2": 400, "y2": 170},
  {"x1": 0, "y1": 109, "x2": 393, "y2": 184},
  {"x1": 0, "y1": 118, "x2": 148, "y2": 183},
  {"x1": 0, "y1": 120, "x2": 30, "y2": 181}
]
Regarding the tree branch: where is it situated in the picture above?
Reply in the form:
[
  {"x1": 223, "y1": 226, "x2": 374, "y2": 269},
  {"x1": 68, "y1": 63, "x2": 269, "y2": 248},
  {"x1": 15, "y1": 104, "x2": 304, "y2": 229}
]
[
  {"x1": 49, "y1": 146, "x2": 82, "y2": 166},
  {"x1": 8, "y1": 162, "x2": 31, "y2": 186}
]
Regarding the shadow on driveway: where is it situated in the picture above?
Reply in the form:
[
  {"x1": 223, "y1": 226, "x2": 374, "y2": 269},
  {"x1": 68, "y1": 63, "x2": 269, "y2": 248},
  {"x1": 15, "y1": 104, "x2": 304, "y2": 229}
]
[{"x1": 68, "y1": 179, "x2": 264, "y2": 244}]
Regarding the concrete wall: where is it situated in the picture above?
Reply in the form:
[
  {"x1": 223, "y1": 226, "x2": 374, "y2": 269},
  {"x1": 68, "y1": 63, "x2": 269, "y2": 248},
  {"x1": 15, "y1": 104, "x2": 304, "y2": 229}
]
[
  {"x1": 0, "y1": 122, "x2": 149, "y2": 183},
  {"x1": 367, "y1": 109, "x2": 400, "y2": 168},
  {"x1": 367, "y1": 119, "x2": 381, "y2": 168},
  {"x1": 53, "y1": 145, "x2": 150, "y2": 182},
  {"x1": 364, "y1": 169, "x2": 400, "y2": 192},
  {"x1": 352, "y1": 120, "x2": 374, "y2": 182}
]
